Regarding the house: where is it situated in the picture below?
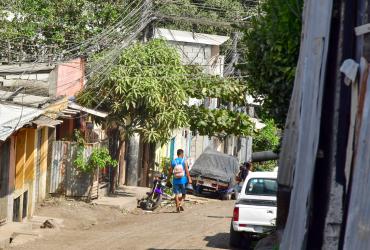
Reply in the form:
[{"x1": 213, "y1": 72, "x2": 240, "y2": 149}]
[
  {"x1": 0, "y1": 58, "x2": 108, "y2": 223},
  {"x1": 153, "y1": 28, "x2": 229, "y2": 165},
  {"x1": 0, "y1": 102, "x2": 52, "y2": 223}
]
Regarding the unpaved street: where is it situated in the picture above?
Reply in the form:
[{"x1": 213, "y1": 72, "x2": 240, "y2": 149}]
[{"x1": 10, "y1": 198, "x2": 235, "y2": 250}]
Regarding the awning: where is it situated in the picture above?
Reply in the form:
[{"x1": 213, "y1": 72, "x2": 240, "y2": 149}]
[{"x1": 32, "y1": 115, "x2": 63, "y2": 128}]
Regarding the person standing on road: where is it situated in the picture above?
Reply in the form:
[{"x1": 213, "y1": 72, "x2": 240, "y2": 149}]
[
  {"x1": 238, "y1": 162, "x2": 252, "y2": 182},
  {"x1": 234, "y1": 162, "x2": 253, "y2": 198},
  {"x1": 169, "y1": 149, "x2": 192, "y2": 213}
]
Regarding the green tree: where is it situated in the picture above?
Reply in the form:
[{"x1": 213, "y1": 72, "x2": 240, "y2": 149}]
[
  {"x1": 79, "y1": 39, "x2": 252, "y2": 143},
  {"x1": 252, "y1": 119, "x2": 280, "y2": 171},
  {"x1": 240, "y1": 0, "x2": 303, "y2": 127},
  {"x1": 154, "y1": 0, "x2": 249, "y2": 35},
  {"x1": 253, "y1": 119, "x2": 279, "y2": 153},
  {"x1": 0, "y1": 0, "x2": 130, "y2": 45},
  {"x1": 78, "y1": 39, "x2": 253, "y2": 186}
]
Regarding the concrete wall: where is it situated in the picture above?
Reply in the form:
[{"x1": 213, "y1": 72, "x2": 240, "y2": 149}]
[
  {"x1": 168, "y1": 42, "x2": 224, "y2": 76},
  {"x1": 11, "y1": 128, "x2": 39, "y2": 221},
  {"x1": 55, "y1": 58, "x2": 84, "y2": 97},
  {"x1": 0, "y1": 58, "x2": 84, "y2": 98},
  {"x1": 0, "y1": 73, "x2": 50, "y2": 90}
]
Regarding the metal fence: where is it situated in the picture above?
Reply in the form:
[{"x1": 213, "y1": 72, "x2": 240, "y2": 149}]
[{"x1": 49, "y1": 141, "x2": 104, "y2": 199}]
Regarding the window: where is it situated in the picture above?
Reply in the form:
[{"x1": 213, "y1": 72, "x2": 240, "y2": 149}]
[{"x1": 245, "y1": 178, "x2": 277, "y2": 196}]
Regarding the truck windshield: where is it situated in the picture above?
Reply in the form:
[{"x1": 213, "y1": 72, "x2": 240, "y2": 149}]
[{"x1": 246, "y1": 178, "x2": 277, "y2": 196}]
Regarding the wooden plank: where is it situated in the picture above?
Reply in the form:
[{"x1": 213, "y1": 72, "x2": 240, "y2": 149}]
[
  {"x1": 355, "y1": 23, "x2": 370, "y2": 36},
  {"x1": 344, "y1": 58, "x2": 366, "y2": 191},
  {"x1": 280, "y1": 0, "x2": 334, "y2": 249},
  {"x1": 343, "y1": 68, "x2": 370, "y2": 249}
]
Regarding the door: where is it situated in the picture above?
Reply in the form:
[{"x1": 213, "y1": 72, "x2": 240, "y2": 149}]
[{"x1": 0, "y1": 140, "x2": 10, "y2": 223}]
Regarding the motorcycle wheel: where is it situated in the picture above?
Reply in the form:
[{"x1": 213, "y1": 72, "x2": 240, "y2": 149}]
[{"x1": 141, "y1": 193, "x2": 162, "y2": 211}]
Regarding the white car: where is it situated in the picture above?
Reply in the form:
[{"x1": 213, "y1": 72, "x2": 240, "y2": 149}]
[{"x1": 229, "y1": 171, "x2": 278, "y2": 248}]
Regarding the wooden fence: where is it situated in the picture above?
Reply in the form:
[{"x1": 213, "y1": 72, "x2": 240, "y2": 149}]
[{"x1": 277, "y1": 0, "x2": 370, "y2": 249}]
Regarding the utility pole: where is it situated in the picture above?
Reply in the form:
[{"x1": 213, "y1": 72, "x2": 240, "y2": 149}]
[{"x1": 225, "y1": 32, "x2": 241, "y2": 156}]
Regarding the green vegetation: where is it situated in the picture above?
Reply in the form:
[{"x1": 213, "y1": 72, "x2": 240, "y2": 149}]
[
  {"x1": 252, "y1": 120, "x2": 280, "y2": 172},
  {"x1": 240, "y1": 0, "x2": 303, "y2": 127},
  {"x1": 75, "y1": 147, "x2": 118, "y2": 173},
  {"x1": 79, "y1": 39, "x2": 253, "y2": 144},
  {"x1": 253, "y1": 120, "x2": 280, "y2": 153},
  {"x1": 73, "y1": 130, "x2": 117, "y2": 173},
  {"x1": 154, "y1": 0, "x2": 250, "y2": 35},
  {"x1": 0, "y1": 0, "x2": 130, "y2": 48}
]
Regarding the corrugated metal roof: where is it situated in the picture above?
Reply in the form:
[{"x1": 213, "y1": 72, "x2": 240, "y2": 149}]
[
  {"x1": 0, "y1": 103, "x2": 42, "y2": 141},
  {"x1": 154, "y1": 28, "x2": 229, "y2": 45}
]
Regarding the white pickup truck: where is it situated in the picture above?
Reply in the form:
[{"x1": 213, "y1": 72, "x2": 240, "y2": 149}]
[{"x1": 229, "y1": 171, "x2": 278, "y2": 248}]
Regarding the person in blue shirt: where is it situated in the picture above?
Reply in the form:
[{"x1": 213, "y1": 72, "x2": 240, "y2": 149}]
[{"x1": 169, "y1": 149, "x2": 192, "y2": 213}]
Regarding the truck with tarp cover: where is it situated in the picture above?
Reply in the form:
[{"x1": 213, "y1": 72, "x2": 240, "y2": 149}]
[{"x1": 190, "y1": 147, "x2": 239, "y2": 200}]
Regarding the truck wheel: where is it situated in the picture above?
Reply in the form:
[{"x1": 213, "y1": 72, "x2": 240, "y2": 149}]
[
  {"x1": 229, "y1": 222, "x2": 242, "y2": 248},
  {"x1": 221, "y1": 193, "x2": 232, "y2": 200}
]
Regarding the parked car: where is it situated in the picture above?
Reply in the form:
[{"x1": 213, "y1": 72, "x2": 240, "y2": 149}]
[
  {"x1": 229, "y1": 170, "x2": 278, "y2": 248},
  {"x1": 190, "y1": 147, "x2": 239, "y2": 200}
]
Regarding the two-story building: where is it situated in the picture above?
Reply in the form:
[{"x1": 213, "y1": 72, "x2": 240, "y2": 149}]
[{"x1": 153, "y1": 28, "x2": 230, "y2": 166}]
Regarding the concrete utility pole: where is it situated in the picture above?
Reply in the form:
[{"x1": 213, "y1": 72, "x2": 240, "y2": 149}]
[{"x1": 126, "y1": 134, "x2": 141, "y2": 186}]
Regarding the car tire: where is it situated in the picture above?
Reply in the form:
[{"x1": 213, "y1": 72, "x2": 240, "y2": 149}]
[
  {"x1": 241, "y1": 233, "x2": 252, "y2": 249},
  {"x1": 229, "y1": 222, "x2": 242, "y2": 248}
]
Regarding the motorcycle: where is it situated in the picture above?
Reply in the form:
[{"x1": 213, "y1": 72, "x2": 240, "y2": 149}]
[{"x1": 139, "y1": 174, "x2": 172, "y2": 211}]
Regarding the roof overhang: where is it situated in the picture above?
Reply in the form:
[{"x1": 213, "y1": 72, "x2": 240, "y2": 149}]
[{"x1": 67, "y1": 102, "x2": 108, "y2": 118}]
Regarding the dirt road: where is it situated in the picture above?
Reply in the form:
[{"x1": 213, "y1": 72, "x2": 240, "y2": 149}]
[{"x1": 11, "y1": 198, "x2": 235, "y2": 250}]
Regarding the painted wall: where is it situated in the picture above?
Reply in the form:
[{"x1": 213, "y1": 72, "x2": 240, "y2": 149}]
[
  {"x1": 55, "y1": 58, "x2": 84, "y2": 97},
  {"x1": 13, "y1": 128, "x2": 37, "y2": 221},
  {"x1": 35, "y1": 128, "x2": 48, "y2": 202}
]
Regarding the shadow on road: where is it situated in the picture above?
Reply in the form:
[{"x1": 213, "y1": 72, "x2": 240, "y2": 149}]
[
  {"x1": 204, "y1": 233, "x2": 230, "y2": 249},
  {"x1": 147, "y1": 249, "x2": 202, "y2": 250}
]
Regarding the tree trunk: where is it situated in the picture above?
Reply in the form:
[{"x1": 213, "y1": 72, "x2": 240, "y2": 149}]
[{"x1": 126, "y1": 133, "x2": 140, "y2": 186}]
